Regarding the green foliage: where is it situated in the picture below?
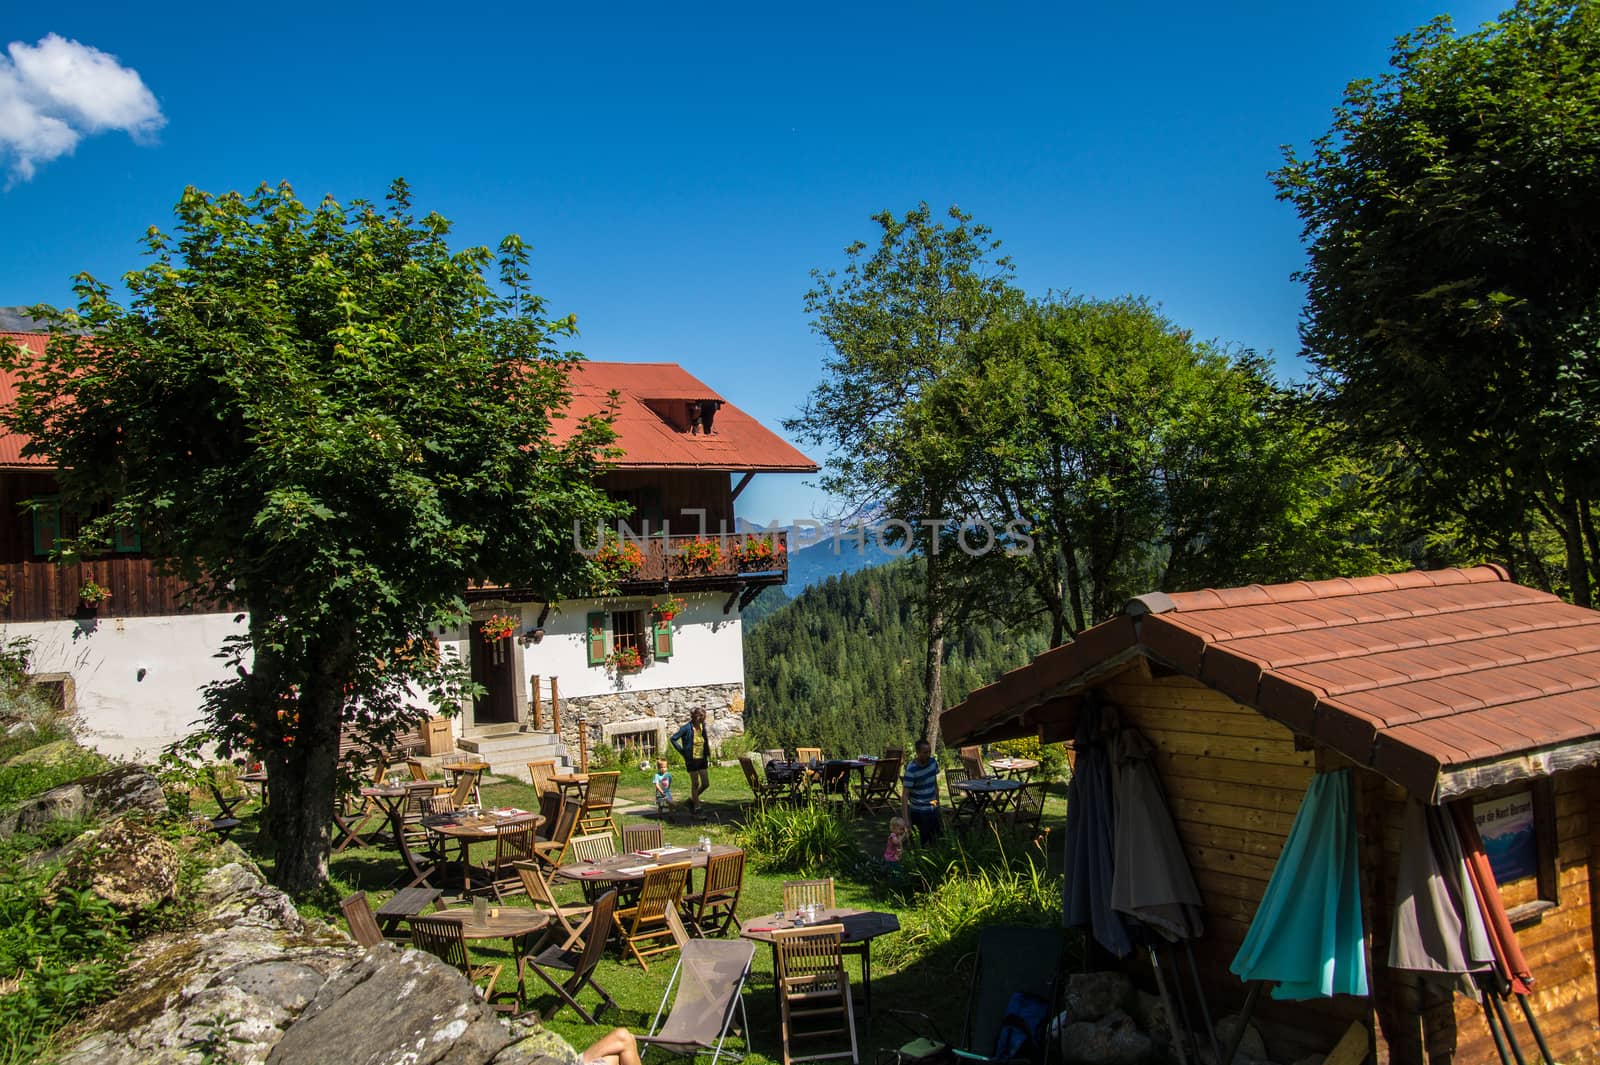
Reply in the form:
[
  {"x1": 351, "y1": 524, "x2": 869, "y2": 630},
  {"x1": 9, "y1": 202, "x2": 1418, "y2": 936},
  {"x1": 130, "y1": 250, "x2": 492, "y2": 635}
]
[
  {"x1": 744, "y1": 560, "x2": 1049, "y2": 754},
  {"x1": 880, "y1": 850, "x2": 1061, "y2": 969},
  {"x1": 734, "y1": 803, "x2": 856, "y2": 875},
  {"x1": 0, "y1": 748, "x2": 108, "y2": 811},
  {"x1": 1274, "y1": 0, "x2": 1600, "y2": 603},
  {"x1": 0, "y1": 869, "x2": 130, "y2": 1062},
  {"x1": 0, "y1": 178, "x2": 627, "y2": 892},
  {"x1": 989, "y1": 737, "x2": 1067, "y2": 782}
]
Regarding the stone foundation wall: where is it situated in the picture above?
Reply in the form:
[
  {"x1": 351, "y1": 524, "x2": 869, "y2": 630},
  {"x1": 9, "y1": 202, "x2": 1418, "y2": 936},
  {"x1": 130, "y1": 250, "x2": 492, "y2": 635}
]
[{"x1": 561, "y1": 682, "x2": 745, "y2": 759}]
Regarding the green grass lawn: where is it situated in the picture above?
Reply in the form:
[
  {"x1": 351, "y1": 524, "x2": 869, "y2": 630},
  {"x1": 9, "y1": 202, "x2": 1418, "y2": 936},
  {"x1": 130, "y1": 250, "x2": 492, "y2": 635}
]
[{"x1": 225, "y1": 762, "x2": 1068, "y2": 1064}]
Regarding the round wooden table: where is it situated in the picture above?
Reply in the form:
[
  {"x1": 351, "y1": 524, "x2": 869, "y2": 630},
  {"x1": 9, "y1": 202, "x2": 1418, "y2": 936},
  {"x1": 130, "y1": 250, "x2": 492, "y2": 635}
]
[
  {"x1": 550, "y1": 772, "x2": 589, "y2": 802},
  {"x1": 414, "y1": 906, "x2": 549, "y2": 1006},
  {"x1": 988, "y1": 757, "x2": 1039, "y2": 779},
  {"x1": 741, "y1": 908, "x2": 901, "y2": 1013},
  {"x1": 422, "y1": 810, "x2": 543, "y2": 894}
]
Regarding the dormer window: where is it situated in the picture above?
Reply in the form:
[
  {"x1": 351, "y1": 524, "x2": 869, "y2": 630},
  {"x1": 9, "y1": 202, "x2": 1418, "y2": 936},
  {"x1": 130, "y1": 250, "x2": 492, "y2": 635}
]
[
  {"x1": 689, "y1": 399, "x2": 722, "y2": 435},
  {"x1": 642, "y1": 396, "x2": 724, "y2": 434}
]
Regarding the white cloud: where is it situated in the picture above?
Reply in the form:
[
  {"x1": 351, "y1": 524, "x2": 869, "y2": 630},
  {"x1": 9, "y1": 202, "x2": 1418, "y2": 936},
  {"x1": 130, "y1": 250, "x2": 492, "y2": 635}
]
[{"x1": 0, "y1": 34, "x2": 164, "y2": 184}]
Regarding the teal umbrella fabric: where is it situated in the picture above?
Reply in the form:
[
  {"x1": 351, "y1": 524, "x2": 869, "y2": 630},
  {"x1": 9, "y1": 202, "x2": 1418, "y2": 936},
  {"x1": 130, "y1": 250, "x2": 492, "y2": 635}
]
[{"x1": 1229, "y1": 768, "x2": 1368, "y2": 1000}]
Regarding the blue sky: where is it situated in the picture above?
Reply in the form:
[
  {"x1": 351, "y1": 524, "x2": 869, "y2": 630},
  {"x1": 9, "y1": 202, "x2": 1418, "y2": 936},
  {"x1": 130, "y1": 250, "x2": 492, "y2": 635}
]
[{"x1": 2, "y1": 1, "x2": 1506, "y2": 524}]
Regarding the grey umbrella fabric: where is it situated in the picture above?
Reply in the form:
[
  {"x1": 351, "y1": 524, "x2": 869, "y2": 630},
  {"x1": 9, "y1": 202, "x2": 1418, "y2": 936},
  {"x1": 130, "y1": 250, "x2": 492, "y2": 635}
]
[
  {"x1": 1389, "y1": 798, "x2": 1493, "y2": 997},
  {"x1": 1062, "y1": 697, "x2": 1132, "y2": 957},
  {"x1": 1110, "y1": 728, "x2": 1204, "y2": 941}
]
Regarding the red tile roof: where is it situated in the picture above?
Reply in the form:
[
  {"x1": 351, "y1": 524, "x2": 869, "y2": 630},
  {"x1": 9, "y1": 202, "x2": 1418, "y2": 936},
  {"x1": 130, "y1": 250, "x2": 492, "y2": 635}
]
[
  {"x1": 942, "y1": 565, "x2": 1600, "y2": 801},
  {"x1": 0, "y1": 333, "x2": 816, "y2": 474},
  {"x1": 563, "y1": 361, "x2": 817, "y2": 472},
  {"x1": 0, "y1": 333, "x2": 49, "y2": 468}
]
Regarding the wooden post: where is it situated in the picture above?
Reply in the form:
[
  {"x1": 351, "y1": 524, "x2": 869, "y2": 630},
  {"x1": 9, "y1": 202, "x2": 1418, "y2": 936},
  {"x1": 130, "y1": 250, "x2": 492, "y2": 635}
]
[
  {"x1": 530, "y1": 674, "x2": 543, "y2": 731},
  {"x1": 550, "y1": 676, "x2": 561, "y2": 736},
  {"x1": 578, "y1": 713, "x2": 589, "y2": 774}
]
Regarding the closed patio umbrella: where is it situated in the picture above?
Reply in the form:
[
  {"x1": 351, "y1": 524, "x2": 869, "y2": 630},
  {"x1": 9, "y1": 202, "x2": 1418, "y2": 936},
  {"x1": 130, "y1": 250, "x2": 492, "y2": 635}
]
[
  {"x1": 1110, "y1": 728, "x2": 1204, "y2": 941},
  {"x1": 1061, "y1": 697, "x2": 1131, "y2": 957},
  {"x1": 1230, "y1": 768, "x2": 1367, "y2": 1000},
  {"x1": 1389, "y1": 799, "x2": 1493, "y2": 994}
]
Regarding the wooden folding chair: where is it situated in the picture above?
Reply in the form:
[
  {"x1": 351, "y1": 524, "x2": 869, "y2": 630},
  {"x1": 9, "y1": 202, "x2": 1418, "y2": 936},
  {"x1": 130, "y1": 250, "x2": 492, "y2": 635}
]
[
  {"x1": 622, "y1": 822, "x2": 664, "y2": 853},
  {"x1": 579, "y1": 771, "x2": 621, "y2": 837},
  {"x1": 741, "y1": 755, "x2": 788, "y2": 805},
  {"x1": 340, "y1": 891, "x2": 386, "y2": 947},
  {"x1": 615, "y1": 860, "x2": 692, "y2": 970},
  {"x1": 527, "y1": 758, "x2": 558, "y2": 795},
  {"x1": 526, "y1": 889, "x2": 620, "y2": 1024},
  {"x1": 796, "y1": 746, "x2": 824, "y2": 794},
  {"x1": 944, "y1": 766, "x2": 978, "y2": 830},
  {"x1": 515, "y1": 861, "x2": 592, "y2": 950},
  {"x1": 854, "y1": 757, "x2": 902, "y2": 816},
  {"x1": 782, "y1": 878, "x2": 835, "y2": 912},
  {"x1": 409, "y1": 916, "x2": 506, "y2": 1007},
  {"x1": 570, "y1": 832, "x2": 618, "y2": 863},
  {"x1": 534, "y1": 798, "x2": 582, "y2": 870},
  {"x1": 959, "y1": 745, "x2": 987, "y2": 781},
  {"x1": 449, "y1": 769, "x2": 481, "y2": 808},
  {"x1": 683, "y1": 847, "x2": 745, "y2": 936},
  {"x1": 882, "y1": 746, "x2": 904, "y2": 763},
  {"x1": 773, "y1": 923, "x2": 857, "y2": 1065},
  {"x1": 481, "y1": 819, "x2": 539, "y2": 902}
]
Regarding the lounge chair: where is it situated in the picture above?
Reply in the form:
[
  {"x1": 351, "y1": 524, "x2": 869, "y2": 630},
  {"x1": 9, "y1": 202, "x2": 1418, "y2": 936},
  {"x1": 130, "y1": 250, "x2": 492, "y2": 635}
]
[{"x1": 639, "y1": 929, "x2": 757, "y2": 1064}]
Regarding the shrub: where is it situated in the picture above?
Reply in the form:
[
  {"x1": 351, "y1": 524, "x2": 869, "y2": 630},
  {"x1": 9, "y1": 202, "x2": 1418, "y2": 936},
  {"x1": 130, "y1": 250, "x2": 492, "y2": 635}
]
[
  {"x1": 734, "y1": 803, "x2": 856, "y2": 874},
  {"x1": 879, "y1": 848, "x2": 1061, "y2": 969},
  {"x1": 990, "y1": 736, "x2": 1068, "y2": 781},
  {"x1": 717, "y1": 733, "x2": 752, "y2": 761},
  {"x1": 0, "y1": 747, "x2": 108, "y2": 811}
]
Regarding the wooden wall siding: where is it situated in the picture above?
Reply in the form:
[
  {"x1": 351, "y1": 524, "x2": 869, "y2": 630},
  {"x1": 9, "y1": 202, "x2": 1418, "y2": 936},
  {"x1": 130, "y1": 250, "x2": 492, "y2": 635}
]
[
  {"x1": 0, "y1": 559, "x2": 224, "y2": 621},
  {"x1": 598, "y1": 470, "x2": 734, "y2": 532},
  {"x1": 1096, "y1": 674, "x2": 1370, "y2": 1060},
  {"x1": 0, "y1": 470, "x2": 64, "y2": 563}
]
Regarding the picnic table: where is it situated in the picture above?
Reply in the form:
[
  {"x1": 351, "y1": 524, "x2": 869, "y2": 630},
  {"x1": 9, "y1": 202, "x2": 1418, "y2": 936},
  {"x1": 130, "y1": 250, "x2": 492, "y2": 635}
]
[
  {"x1": 742, "y1": 908, "x2": 901, "y2": 1013},
  {"x1": 952, "y1": 777, "x2": 1024, "y2": 829},
  {"x1": 409, "y1": 906, "x2": 549, "y2": 1006},
  {"x1": 422, "y1": 808, "x2": 543, "y2": 894}
]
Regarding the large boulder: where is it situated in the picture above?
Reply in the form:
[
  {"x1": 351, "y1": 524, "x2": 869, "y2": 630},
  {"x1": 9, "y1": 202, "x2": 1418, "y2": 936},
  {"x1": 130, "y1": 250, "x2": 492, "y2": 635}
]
[
  {"x1": 1059, "y1": 1009, "x2": 1155, "y2": 1065},
  {"x1": 49, "y1": 818, "x2": 182, "y2": 914},
  {"x1": 3, "y1": 737, "x2": 81, "y2": 767},
  {"x1": 1063, "y1": 971, "x2": 1134, "y2": 1023},
  {"x1": 0, "y1": 764, "x2": 165, "y2": 838}
]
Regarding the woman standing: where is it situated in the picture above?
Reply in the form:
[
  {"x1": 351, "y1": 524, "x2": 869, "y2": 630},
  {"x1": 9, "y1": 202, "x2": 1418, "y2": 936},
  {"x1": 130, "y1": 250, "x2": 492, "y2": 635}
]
[{"x1": 670, "y1": 708, "x2": 712, "y2": 817}]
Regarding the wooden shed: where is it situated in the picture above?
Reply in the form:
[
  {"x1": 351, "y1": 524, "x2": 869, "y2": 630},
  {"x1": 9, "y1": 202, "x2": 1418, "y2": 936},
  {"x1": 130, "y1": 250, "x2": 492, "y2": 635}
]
[{"x1": 942, "y1": 565, "x2": 1600, "y2": 1063}]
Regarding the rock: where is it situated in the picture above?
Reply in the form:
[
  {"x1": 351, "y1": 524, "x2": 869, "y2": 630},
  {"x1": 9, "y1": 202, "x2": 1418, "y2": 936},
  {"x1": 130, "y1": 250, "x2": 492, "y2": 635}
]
[
  {"x1": 1064, "y1": 971, "x2": 1134, "y2": 1023},
  {"x1": 1128, "y1": 989, "x2": 1171, "y2": 1049},
  {"x1": 267, "y1": 943, "x2": 514, "y2": 1065},
  {"x1": 1059, "y1": 1009, "x2": 1154, "y2": 1065},
  {"x1": 49, "y1": 818, "x2": 181, "y2": 914},
  {"x1": 1215, "y1": 1014, "x2": 1268, "y2": 1063},
  {"x1": 3, "y1": 737, "x2": 81, "y2": 767},
  {"x1": 0, "y1": 764, "x2": 164, "y2": 838}
]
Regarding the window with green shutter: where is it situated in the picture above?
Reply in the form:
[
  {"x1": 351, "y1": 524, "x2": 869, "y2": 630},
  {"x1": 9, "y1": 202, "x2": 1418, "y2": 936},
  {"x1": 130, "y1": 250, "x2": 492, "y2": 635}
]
[
  {"x1": 652, "y1": 616, "x2": 673, "y2": 660},
  {"x1": 31, "y1": 497, "x2": 61, "y2": 557},
  {"x1": 114, "y1": 525, "x2": 142, "y2": 553},
  {"x1": 586, "y1": 611, "x2": 608, "y2": 666}
]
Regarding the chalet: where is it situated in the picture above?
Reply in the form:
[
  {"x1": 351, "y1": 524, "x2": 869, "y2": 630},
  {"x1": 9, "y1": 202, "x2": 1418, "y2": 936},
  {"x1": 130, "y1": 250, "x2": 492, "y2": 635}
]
[
  {"x1": 0, "y1": 328, "x2": 816, "y2": 770},
  {"x1": 943, "y1": 565, "x2": 1600, "y2": 1064}
]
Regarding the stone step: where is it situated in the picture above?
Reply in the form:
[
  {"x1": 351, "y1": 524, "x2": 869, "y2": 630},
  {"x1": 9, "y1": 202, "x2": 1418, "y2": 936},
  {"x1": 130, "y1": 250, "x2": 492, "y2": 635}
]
[{"x1": 454, "y1": 730, "x2": 570, "y2": 782}]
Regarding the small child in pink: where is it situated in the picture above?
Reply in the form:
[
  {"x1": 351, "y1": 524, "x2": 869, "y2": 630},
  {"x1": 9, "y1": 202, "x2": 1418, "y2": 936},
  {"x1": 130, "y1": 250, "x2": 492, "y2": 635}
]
[{"x1": 884, "y1": 815, "x2": 908, "y2": 863}]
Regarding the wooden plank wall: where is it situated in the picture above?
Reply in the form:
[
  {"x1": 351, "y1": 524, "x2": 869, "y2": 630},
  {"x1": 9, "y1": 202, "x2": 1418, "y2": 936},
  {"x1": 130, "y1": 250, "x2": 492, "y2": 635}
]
[{"x1": 1098, "y1": 671, "x2": 1374, "y2": 1061}]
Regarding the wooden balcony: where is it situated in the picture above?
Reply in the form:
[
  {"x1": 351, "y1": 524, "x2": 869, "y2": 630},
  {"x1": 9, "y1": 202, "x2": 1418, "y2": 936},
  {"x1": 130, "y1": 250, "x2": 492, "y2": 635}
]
[
  {"x1": 0, "y1": 559, "x2": 226, "y2": 622},
  {"x1": 613, "y1": 531, "x2": 789, "y2": 590}
]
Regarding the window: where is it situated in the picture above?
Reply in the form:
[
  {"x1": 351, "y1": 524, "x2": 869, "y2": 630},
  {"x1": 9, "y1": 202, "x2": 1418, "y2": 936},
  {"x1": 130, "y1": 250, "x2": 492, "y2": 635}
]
[
  {"x1": 1472, "y1": 778, "x2": 1558, "y2": 924},
  {"x1": 31, "y1": 496, "x2": 61, "y2": 557},
  {"x1": 585, "y1": 607, "x2": 676, "y2": 667},
  {"x1": 612, "y1": 727, "x2": 658, "y2": 759}
]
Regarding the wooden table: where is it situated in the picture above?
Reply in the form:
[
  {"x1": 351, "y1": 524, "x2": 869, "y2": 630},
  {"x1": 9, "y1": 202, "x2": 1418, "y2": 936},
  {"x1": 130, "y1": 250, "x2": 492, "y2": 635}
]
[
  {"x1": 741, "y1": 908, "x2": 901, "y2": 1013},
  {"x1": 552, "y1": 843, "x2": 738, "y2": 890},
  {"x1": 551, "y1": 773, "x2": 590, "y2": 802},
  {"x1": 441, "y1": 760, "x2": 491, "y2": 804},
  {"x1": 952, "y1": 777, "x2": 1023, "y2": 828},
  {"x1": 988, "y1": 757, "x2": 1039, "y2": 779},
  {"x1": 422, "y1": 809, "x2": 543, "y2": 895},
  {"x1": 411, "y1": 906, "x2": 549, "y2": 1006}
]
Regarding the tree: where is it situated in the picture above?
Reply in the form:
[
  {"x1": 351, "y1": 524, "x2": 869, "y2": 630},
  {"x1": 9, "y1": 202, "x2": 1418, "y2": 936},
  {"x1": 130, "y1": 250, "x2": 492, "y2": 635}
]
[
  {"x1": 942, "y1": 295, "x2": 1405, "y2": 640},
  {"x1": 1, "y1": 181, "x2": 621, "y2": 894},
  {"x1": 789, "y1": 204, "x2": 1021, "y2": 748},
  {"x1": 1274, "y1": 0, "x2": 1600, "y2": 603}
]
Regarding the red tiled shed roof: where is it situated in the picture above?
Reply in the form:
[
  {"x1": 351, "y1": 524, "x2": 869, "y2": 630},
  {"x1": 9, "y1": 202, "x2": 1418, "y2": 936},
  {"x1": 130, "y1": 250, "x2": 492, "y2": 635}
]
[
  {"x1": 0, "y1": 333, "x2": 816, "y2": 475},
  {"x1": 0, "y1": 333, "x2": 49, "y2": 468},
  {"x1": 942, "y1": 565, "x2": 1600, "y2": 801}
]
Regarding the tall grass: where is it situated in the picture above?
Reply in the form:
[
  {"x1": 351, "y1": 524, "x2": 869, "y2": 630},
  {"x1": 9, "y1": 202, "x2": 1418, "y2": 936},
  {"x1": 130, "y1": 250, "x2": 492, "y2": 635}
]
[{"x1": 734, "y1": 803, "x2": 855, "y2": 874}]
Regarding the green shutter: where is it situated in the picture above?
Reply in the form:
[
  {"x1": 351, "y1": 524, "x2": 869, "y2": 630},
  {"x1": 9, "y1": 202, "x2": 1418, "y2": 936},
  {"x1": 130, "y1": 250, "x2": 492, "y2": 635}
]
[
  {"x1": 586, "y1": 611, "x2": 608, "y2": 666},
  {"x1": 652, "y1": 617, "x2": 674, "y2": 660},
  {"x1": 114, "y1": 525, "x2": 142, "y2": 553},
  {"x1": 31, "y1": 497, "x2": 61, "y2": 557}
]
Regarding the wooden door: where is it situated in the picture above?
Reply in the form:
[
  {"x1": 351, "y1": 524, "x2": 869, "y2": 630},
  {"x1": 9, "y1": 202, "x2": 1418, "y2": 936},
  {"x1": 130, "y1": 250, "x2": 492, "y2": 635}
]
[{"x1": 470, "y1": 626, "x2": 519, "y2": 726}]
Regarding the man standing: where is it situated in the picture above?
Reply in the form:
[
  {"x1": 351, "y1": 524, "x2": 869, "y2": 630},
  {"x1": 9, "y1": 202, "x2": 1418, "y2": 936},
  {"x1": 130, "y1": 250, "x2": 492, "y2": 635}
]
[
  {"x1": 670, "y1": 708, "x2": 712, "y2": 817},
  {"x1": 901, "y1": 738, "x2": 943, "y2": 844}
]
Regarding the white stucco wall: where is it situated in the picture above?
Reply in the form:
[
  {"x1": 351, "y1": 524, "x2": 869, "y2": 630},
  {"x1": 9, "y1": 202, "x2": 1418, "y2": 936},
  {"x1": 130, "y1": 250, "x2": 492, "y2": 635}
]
[{"x1": 7, "y1": 612, "x2": 246, "y2": 760}]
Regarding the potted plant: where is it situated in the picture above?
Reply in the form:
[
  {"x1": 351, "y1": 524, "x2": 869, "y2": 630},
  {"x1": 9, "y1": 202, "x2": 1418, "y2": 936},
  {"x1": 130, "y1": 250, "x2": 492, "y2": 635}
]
[
  {"x1": 606, "y1": 645, "x2": 645, "y2": 672},
  {"x1": 735, "y1": 534, "x2": 786, "y2": 568},
  {"x1": 651, "y1": 595, "x2": 687, "y2": 622},
  {"x1": 78, "y1": 578, "x2": 112, "y2": 611},
  {"x1": 595, "y1": 536, "x2": 645, "y2": 578},
  {"x1": 678, "y1": 537, "x2": 723, "y2": 573},
  {"x1": 480, "y1": 613, "x2": 519, "y2": 641}
]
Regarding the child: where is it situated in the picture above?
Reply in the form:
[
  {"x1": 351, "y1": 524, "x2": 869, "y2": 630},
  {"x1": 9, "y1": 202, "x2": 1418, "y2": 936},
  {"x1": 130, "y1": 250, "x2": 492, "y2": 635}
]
[
  {"x1": 653, "y1": 758, "x2": 675, "y2": 815},
  {"x1": 884, "y1": 815, "x2": 908, "y2": 864}
]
